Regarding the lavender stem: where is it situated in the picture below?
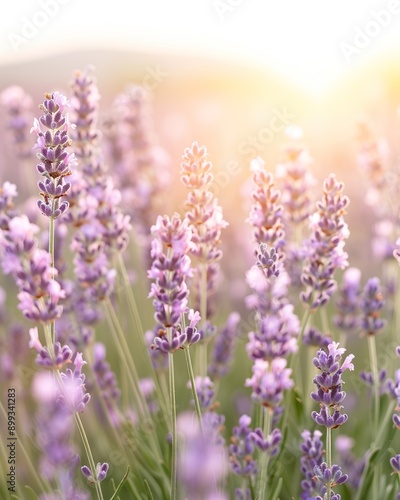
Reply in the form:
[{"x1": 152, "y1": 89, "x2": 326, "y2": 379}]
[
  {"x1": 184, "y1": 346, "x2": 204, "y2": 433},
  {"x1": 168, "y1": 346, "x2": 177, "y2": 499},
  {"x1": 258, "y1": 407, "x2": 272, "y2": 499}
]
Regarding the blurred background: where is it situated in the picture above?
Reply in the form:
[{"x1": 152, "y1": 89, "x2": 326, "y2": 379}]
[{"x1": 1, "y1": 0, "x2": 400, "y2": 274}]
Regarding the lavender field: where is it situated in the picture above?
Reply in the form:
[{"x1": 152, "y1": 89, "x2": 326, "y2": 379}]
[{"x1": 1, "y1": 2, "x2": 400, "y2": 500}]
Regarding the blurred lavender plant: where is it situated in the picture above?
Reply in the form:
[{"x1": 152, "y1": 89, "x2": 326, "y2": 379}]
[
  {"x1": 177, "y1": 412, "x2": 228, "y2": 500},
  {"x1": 0, "y1": 215, "x2": 65, "y2": 323},
  {"x1": 334, "y1": 267, "x2": 361, "y2": 335},
  {"x1": 104, "y1": 85, "x2": 169, "y2": 263},
  {"x1": 1, "y1": 85, "x2": 34, "y2": 159},
  {"x1": 180, "y1": 141, "x2": 228, "y2": 343}
]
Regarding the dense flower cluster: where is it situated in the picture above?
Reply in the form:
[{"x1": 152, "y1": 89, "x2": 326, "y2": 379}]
[
  {"x1": 300, "y1": 429, "x2": 325, "y2": 499},
  {"x1": 31, "y1": 92, "x2": 76, "y2": 219},
  {"x1": 58, "y1": 352, "x2": 91, "y2": 414},
  {"x1": 359, "y1": 277, "x2": 386, "y2": 336},
  {"x1": 0, "y1": 215, "x2": 65, "y2": 323},
  {"x1": 181, "y1": 141, "x2": 228, "y2": 319},
  {"x1": 311, "y1": 342, "x2": 354, "y2": 429},
  {"x1": 301, "y1": 174, "x2": 350, "y2": 311},
  {"x1": 247, "y1": 156, "x2": 285, "y2": 253},
  {"x1": 246, "y1": 358, "x2": 293, "y2": 409},
  {"x1": 148, "y1": 214, "x2": 201, "y2": 352}
]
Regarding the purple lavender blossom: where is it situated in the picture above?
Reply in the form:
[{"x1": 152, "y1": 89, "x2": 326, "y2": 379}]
[
  {"x1": 250, "y1": 426, "x2": 281, "y2": 455},
  {"x1": 276, "y1": 131, "x2": 316, "y2": 219},
  {"x1": 313, "y1": 462, "x2": 348, "y2": 497},
  {"x1": 58, "y1": 353, "x2": 91, "y2": 413},
  {"x1": 177, "y1": 412, "x2": 228, "y2": 499},
  {"x1": 188, "y1": 376, "x2": 215, "y2": 410},
  {"x1": 335, "y1": 435, "x2": 365, "y2": 489},
  {"x1": 245, "y1": 358, "x2": 293, "y2": 409},
  {"x1": 311, "y1": 342, "x2": 354, "y2": 429},
  {"x1": 303, "y1": 327, "x2": 331, "y2": 348},
  {"x1": 246, "y1": 157, "x2": 285, "y2": 252},
  {"x1": 31, "y1": 92, "x2": 76, "y2": 219},
  {"x1": 0, "y1": 182, "x2": 18, "y2": 230},
  {"x1": 181, "y1": 142, "x2": 228, "y2": 319},
  {"x1": 208, "y1": 312, "x2": 240, "y2": 378},
  {"x1": 301, "y1": 174, "x2": 350, "y2": 311},
  {"x1": 81, "y1": 462, "x2": 109, "y2": 483},
  {"x1": 148, "y1": 214, "x2": 201, "y2": 352},
  {"x1": 1, "y1": 85, "x2": 33, "y2": 159},
  {"x1": 32, "y1": 372, "x2": 79, "y2": 484},
  {"x1": 360, "y1": 277, "x2": 386, "y2": 336},
  {"x1": 0, "y1": 215, "x2": 65, "y2": 323},
  {"x1": 91, "y1": 342, "x2": 121, "y2": 425},
  {"x1": 300, "y1": 429, "x2": 325, "y2": 499},
  {"x1": 229, "y1": 415, "x2": 257, "y2": 476},
  {"x1": 360, "y1": 368, "x2": 387, "y2": 394},
  {"x1": 334, "y1": 267, "x2": 361, "y2": 333},
  {"x1": 29, "y1": 327, "x2": 72, "y2": 368}
]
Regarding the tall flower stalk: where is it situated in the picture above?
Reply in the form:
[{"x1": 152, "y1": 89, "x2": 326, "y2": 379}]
[
  {"x1": 30, "y1": 92, "x2": 107, "y2": 500},
  {"x1": 148, "y1": 213, "x2": 202, "y2": 499},
  {"x1": 310, "y1": 342, "x2": 354, "y2": 499},
  {"x1": 180, "y1": 142, "x2": 228, "y2": 377}
]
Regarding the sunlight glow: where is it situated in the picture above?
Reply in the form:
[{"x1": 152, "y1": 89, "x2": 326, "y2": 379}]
[{"x1": 1, "y1": 0, "x2": 400, "y2": 94}]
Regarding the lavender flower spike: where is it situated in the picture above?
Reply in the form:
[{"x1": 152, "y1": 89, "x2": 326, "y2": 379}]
[
  {"x1": 58, "y1": 353, "x2": 91, "y2": 413},
  {"x1": 360, "y1": 277, "x2": 386, "y2": 336},
  {"x1": 245, "y1": 358, "x2": 293, "y2": 409},
  {"x1": 81, "y1": 462, "x2": 109, "y2": 483},
  {"x1": 311, "y1": 342, "x2": 354, "y2": 429},
  {"x1": 301, "y1": 174, "x2": 350, "y2": 311},
  {"x1": 31, "y1": 92, "x2": 76, "y2": 219}
]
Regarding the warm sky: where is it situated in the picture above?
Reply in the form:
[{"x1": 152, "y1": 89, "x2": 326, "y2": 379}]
[{"x1": 1, "y1": 0, "x2": 400, "y2": 94}]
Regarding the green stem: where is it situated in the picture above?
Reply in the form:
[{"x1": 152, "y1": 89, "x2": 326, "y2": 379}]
[
  {"x1": 104, "y1": 299, "x2": 169, "y2": 491},
  {"x1": 184, "y1": 347, "x2": 204, "y2": 433},
  {"x1": 43, "y1": 323, "x2": 55, "y2": 361},
  {"x1": 368, "y1": 335, "x2": 380, "y2": 435},
  {"x1": 248, "y1": 476, "x2": 256, "y2": 500},
  {"x1": 320, "y1": 307, "x2": 329, "y2": 337},
  {"x1": 168, "y1": 350, "x2": 177, "y2": 500},
  {"x1": 53, "y1": 368, "x2": 105, "y2": 500},
  {"x1": 368, "y1": 333, "x2": 381, "y2": 500},
  {"x1": 105, "y1": 298, "x2": 147, "y2": 419},
  {"x1": 117, "y1": 254, "x2": 168, "y2": 417},
  {"x1": 258, "y1": 407, "x2": 272, "y2": 499},
  {"x1": 198, "y1": 263, "x2": 208, "y2": 377},
  {"x1": 74, "y1": 412, "x2": 105, "y2": 500},
  {"x1": 48, "y1": 212, "x2": 55, "y2": 270},
  {"x1": 326, "y1": 426, "x2": 332, "y2": 500}
]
